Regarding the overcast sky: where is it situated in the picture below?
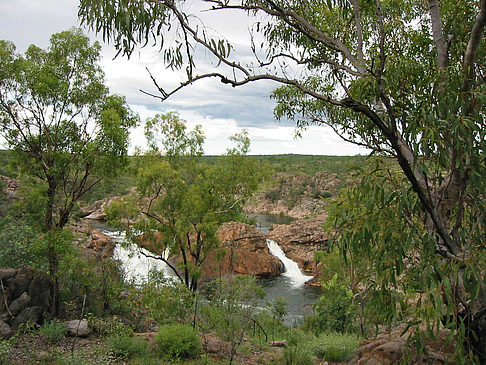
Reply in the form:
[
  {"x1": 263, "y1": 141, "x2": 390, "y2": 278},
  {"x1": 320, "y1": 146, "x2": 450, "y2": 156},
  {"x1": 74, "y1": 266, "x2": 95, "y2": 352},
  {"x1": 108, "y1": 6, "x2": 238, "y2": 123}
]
[{"x1": 0, "y1": 0, "x2": 368, "y2": 156}]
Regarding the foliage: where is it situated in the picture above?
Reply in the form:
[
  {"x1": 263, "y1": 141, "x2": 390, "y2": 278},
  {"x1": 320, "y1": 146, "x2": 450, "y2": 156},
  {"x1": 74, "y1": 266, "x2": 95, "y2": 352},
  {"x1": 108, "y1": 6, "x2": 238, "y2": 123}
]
[
  {"x1": 306, "y1": 273, "x2": 358, "y2": 334},
  {"x1": 106, "y1": 333, "x2": 148, "y2": 360},
  {"x1": 0, "y1": 216, "x2": 46, "y2": 269},
  {"x1": 38, "y1": 320, "x2": 66, "y2": 344},
  {"x1": 0, "y1": 28, "x2": 138, "y2": 314},
  {"x1": 155, "y1": 323, "x2": 201, "y2": 360},
  {"x1": 137, "y1": 271, "x2": 195, "y2": 324},
  {"x1": 111, "y1": 113, "x2": 265, "y2": 291},
  {"x1": 0, "y1": 340, "x2": 12, "y2": 365},
  {"x1": 201, "y1": 276, "x2": 266, "y2": 364},
  {"x1": 80, "y1": 0, "x2": 486, "y2": 360},
  {"x1": 59, "y1": 251, "x2": 129, "y2": 317},
  {"x1": 87, "y1": 315, "x2": 133, "y2": 337},
  {"x1": 282, "y1": 330, "x2": 314, "y2": 365},
  {"x1": 309, "y1": 332, "x2": 360, "y2": 362}
]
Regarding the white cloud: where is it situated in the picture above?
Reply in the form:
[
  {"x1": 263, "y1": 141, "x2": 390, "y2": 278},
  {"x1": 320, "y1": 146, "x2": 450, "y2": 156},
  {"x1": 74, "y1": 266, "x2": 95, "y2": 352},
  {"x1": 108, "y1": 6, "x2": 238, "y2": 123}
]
[{"x1": 1, "y1": 0, "x2": 368, "y2": 156}]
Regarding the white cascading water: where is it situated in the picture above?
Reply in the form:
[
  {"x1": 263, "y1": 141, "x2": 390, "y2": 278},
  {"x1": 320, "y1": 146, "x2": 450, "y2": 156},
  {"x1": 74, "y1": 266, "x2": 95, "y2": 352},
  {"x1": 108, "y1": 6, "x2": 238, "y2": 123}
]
[
  {"x1": 266, "y1": 239, "x2": 313, "y2": 287},
  {"x1": 105, "y1": 230, "x2": 174, "y2": 284}
]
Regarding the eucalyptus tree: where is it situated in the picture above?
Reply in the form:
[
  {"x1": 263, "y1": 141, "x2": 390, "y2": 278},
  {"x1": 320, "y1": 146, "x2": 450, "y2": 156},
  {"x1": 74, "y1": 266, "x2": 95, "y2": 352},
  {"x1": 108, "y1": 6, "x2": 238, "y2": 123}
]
[
  {"x1": 0, "y1": 28, "x2": 138, "y2": 314},
  {"x1": 78, "y1": 0, "x2": 485, "y2": 361},
  {"x1": 110, "y1": 112, "x2": 263, "y2": 292}
]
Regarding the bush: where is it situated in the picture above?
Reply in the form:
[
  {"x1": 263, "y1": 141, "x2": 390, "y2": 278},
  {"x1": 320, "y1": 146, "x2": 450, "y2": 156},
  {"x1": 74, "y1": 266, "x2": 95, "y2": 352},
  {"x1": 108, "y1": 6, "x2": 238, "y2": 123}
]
[
  {"x1": 155, "y1": 323, "x2": 201, "y2": 360},
  {"x1": 307, "y1": 273, "x2": 358, "y2": 334},
  {"x1": 107, "y1": 333, "x2": 148, "y2": 359},
  {"x1": 38, "y1": 320, "x2": 66, "y2": 343},
  {"x1": 282, "y1": 331, "x2": 314, "y2": 365},
  {"x1": 310, "y1": 333, "x2": 360, "y2": 362},
  {"x1": 87, "y1": 316, "x2": 133, "y2": 336}
]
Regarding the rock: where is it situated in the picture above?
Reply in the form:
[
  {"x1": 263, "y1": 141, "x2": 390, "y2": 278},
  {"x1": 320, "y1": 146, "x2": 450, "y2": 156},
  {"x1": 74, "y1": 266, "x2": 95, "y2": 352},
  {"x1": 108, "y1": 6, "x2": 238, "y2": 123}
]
[
  {"x1": 267, "y1": 216, "x2": 329, "y2": 280},
  {"x1": 0, "y1": 320, "x2": 12, "y2": 339},
  {"x1": 28, "y1": 273, "x2": 53, "y2": 309},
  {"x1": 202, "y1": 334, "x2": 232, "y2": 355},
  {"x1": 82, "y1": 197, "x2": 119, "y2": 220},
  {"x1": 202, "y1": 222, "x2": 283, "y2": 279},
  {"x1": 12, "y1": 267, "x2": 35, "y2": 299},
  {"x1": 166, "y1": 222, "x2": 283, "y2": 280},
  {"x1": 66, "y1": 319, "x2": 90, "y2": 337},
  {"x1": 352, "y1": 326, "x2": 455, "y2": 364},
  {"x1": 244, "y1": 171, "x2": 343, "y2": 219},
  {"x1": 12, "y1": 306, "x2": 43, "y2": 327},
  {"x1": 9, "y1": 292, "x2": 31, "y2": 316},
  {"x1": 0, "y1": 268, "x2": 17, "y2": 281},
  {"x1": 269, "y1": 340, "x2": 287, "y2": 347}
]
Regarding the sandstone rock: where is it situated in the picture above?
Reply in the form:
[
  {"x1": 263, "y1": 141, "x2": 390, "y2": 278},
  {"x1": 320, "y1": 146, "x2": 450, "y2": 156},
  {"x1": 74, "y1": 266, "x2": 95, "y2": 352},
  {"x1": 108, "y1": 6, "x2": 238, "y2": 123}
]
[
  {"x1": 269, "y1": 340, "x2": 287, "y2": 347},
  {"x1": 202, "y1": 334, "x2": 232, "y2": 355},
  {"x1": 0, "y1": 320, "x2": 12, "y2": 339},
  {"x1": 9, "y1": 292, "x2": 31, "y2": 316},
  {"x1": 201, "y1": 222, "x2": 283, "y2": 279},
  {"x1": 66, "y1": 319, "x2": 90, "y2": 337},
  {"x1": 12, "y1": 306, "x2": 43, "y2": 327},
  {"x1": 352, "y1": 326, "x2": 455, "y2": 364},
  {"x1": 267, "y1": 216, "x2": 329, "y2": 280}
]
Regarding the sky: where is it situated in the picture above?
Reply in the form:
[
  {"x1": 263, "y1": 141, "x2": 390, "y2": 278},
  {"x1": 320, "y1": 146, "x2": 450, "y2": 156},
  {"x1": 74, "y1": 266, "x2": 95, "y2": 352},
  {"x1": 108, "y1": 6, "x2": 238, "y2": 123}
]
[{"x1": 0, "y1": 0, "x2": 369, "y2": 156}]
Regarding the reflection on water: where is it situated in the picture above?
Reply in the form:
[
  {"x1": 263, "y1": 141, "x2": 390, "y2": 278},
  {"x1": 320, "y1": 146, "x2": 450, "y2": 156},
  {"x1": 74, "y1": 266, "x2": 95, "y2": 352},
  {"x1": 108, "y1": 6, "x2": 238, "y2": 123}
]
[{"x1": 246, "y1": 213, "x2": 294, "y2": 234}]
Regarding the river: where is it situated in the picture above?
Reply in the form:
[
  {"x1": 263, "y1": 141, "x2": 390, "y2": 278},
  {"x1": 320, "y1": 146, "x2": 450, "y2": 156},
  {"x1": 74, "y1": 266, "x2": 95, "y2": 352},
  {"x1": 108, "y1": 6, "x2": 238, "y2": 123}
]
[
  {"x1": 246, "y1": 214, "x2": 321, "y2": 326},
  {"x1": 94, "y1": 214, "x2": 321, "y2": 326}
]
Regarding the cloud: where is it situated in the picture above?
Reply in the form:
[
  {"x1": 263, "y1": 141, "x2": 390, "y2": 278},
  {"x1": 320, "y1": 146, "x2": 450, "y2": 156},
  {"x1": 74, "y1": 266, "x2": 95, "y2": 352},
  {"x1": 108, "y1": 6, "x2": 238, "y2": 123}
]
[{"x1": 0, "y1": 0, "x2": 367, "y2": 156}]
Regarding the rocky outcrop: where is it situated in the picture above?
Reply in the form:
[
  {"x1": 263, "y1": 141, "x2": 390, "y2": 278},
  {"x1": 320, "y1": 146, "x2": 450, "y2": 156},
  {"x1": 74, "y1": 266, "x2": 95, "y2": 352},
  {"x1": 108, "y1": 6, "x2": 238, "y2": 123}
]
[
  {"x1": 244, "y1": 172, "x2": 343, "y2": 219},
  {"x1": 266, "y1": 216, "x2": 329, "y2": 277},
  {"x1": 352, "y1": 326, "x2": 455, "y2": 364},
  {"x1": 81, "y1": 197, "x2": 119, "y2": 220},
  {"x1": 0, "y1": 175, "x2": 19, "y2": 201},
  {"x1": 0, "y1": 268, "x2": 53, "y2": 337},
  {"x1": 201, "y1": 222, "x2": 283, "y2": 279},
  {"x1": 70, "y1": 220, "x2": 116, "y2": 260}
]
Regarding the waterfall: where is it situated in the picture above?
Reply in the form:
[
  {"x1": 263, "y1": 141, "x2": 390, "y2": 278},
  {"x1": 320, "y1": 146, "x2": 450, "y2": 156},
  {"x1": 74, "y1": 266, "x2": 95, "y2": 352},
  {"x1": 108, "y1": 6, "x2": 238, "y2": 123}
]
[
  {"x1": 266, "y1": 239, "x2": 313, "y2": 287},
  {"x1": 105, "y1": 230, "x2": 174, "y2": 284}
]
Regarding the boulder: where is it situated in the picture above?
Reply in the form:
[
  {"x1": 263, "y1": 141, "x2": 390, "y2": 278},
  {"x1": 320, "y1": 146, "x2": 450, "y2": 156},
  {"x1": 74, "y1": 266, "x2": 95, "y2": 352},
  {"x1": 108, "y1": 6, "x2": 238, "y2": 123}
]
[
  {"x1": 0, "y1": 268, "x2": 52, "y2": 329},
  {"x1": 0, "y1": 268, "x2": 17, "y2": 281},
  {"x1": 201, "y1": 222, "x2": 283, "y2": 279},
  {"x1": 352, "y1": 326, "x2": 455, "y2": 364},
  {"x1": 0, "y1": 321, "x2": 12, "y2": 339},
  {"x1": 202, "y1": 334, "x2": 232, "y2": 355},
  {"x1": 9, "y1": 292, "x2": 30, "y2": 316},
  {"x1": 12, "y1": 306, "x2": 44, "y2": 327},
  {"x1": 267, "y1": 216, "x2": 329, "y2": 278},
  {"x1": 66, "y1": 319, "x2": 90, "y2": 337}
]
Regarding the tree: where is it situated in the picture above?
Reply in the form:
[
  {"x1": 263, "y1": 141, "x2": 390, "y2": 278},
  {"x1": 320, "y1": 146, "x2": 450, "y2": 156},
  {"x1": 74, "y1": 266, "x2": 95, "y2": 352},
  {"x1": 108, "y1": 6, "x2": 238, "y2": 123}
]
[
  {"x1": 109, "y1": 112, "x2": 263, "y2": 291},
  {"x1": 0, "y1": 28, "x2": 138, "y2": 314},
  {"x1": 79, "y1": 0, "x2": 485, "y2": 361}
]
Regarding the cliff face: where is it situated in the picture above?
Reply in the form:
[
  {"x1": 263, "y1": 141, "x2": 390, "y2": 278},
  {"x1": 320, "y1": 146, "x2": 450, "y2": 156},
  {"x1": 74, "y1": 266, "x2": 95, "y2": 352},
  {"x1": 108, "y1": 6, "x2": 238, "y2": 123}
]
[
  {"x1": 266, "y1": 216, "x2": 329, "y2": 282},
  {"x1": 202, "y1": 222, "x2": 283, "y2": 279}
]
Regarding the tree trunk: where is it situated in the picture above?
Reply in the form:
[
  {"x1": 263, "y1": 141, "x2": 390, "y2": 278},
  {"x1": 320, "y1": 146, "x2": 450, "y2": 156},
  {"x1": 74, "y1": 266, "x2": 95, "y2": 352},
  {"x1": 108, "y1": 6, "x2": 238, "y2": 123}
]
[{"x1": 45, "y1": 181, "x2": 60, "y2": 315}]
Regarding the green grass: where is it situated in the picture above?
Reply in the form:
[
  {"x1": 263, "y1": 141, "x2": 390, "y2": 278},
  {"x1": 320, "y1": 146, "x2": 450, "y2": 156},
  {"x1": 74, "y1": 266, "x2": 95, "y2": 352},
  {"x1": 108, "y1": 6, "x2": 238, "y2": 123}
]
[{"x1": 309, "y1": 332, "x2": 360, "y2": 362}]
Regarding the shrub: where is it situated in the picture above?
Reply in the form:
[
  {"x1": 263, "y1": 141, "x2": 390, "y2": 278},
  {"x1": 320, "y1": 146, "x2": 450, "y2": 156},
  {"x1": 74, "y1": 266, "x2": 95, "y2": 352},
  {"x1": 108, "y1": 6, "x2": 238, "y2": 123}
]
[
  {"x1": 87, "y1": 316, "x2": 133, "y2": 336},
  {"x1": 282, "y1": 331, "x2": 314, "y2": 365},
  {"x1": 38, "y1": 320, "x2": 66, "y2": 343},
  {"x1": 155, "y1": 323, "x2": 201, "y2": 360},
  {"x1": 308, "y1": 273, "x2": 358, "y2": 334},
  {"x1": 310, "y1": 333, "x2": 360, "y2": 362},
  {"x1": 107, "y1": 333, "x2": 148, "y2": 359}
]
